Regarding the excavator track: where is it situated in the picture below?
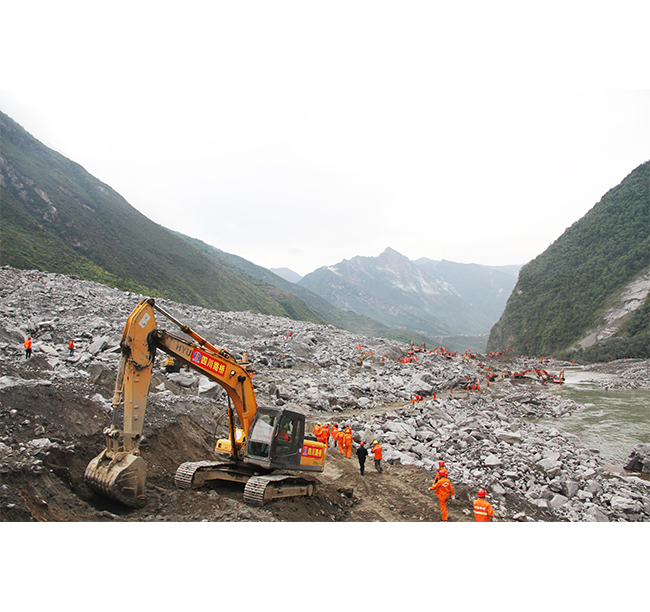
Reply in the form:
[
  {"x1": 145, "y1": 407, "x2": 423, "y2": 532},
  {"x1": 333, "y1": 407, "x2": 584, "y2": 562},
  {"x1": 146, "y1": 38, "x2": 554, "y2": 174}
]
[
  {"x1": 174, "y1": 461, "x2": 231, "y2": 489},
  {"x1": 174, "y1": 460, "x2": 259, "y2": 490},
  {"x1": 243, "y1": 474, "x2": 315, "y2": 506},
  {"x1": 175, "y1": 462, "x2": 316, "y2": 506}
]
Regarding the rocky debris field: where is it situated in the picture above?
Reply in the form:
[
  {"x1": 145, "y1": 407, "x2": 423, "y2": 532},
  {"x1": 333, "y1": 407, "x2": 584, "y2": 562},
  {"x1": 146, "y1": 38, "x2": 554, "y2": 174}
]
[{"x1": 1, "y1": 266, "x2": 649, "y2": 522}]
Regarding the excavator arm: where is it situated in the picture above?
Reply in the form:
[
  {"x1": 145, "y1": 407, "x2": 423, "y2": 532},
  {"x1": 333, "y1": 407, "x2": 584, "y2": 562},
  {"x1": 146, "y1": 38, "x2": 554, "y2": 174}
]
[{"x1": 84, "y1": 298, "x2": 260, "y2": 506}]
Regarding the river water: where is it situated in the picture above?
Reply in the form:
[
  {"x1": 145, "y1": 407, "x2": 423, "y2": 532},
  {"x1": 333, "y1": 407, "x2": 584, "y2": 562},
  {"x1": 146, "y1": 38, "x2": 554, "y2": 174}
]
[{"x1": 539, "y1": 367, "x2": 650, "y2": 467}]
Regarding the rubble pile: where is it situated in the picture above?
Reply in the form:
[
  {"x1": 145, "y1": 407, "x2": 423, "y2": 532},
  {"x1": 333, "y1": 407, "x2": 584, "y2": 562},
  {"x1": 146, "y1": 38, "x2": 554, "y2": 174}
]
[
  {"x1": 1, "y1": 266, "x2": 649, "y2": 522},
  {"x1": 584, "y1": 359, "x2": 650, "y2": 390}
]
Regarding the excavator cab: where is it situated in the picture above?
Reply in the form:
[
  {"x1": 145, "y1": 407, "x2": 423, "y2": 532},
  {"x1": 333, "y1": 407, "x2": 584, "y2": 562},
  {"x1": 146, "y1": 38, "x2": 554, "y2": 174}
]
[{"x1": 245, "y1": 407, "x2": 325, "y2": 472}]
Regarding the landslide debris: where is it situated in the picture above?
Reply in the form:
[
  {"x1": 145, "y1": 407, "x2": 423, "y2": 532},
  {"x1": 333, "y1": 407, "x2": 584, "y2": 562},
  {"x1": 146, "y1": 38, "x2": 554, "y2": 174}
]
[{"x1": 1, "y1": 266, "x2": 649, "y2": 522}]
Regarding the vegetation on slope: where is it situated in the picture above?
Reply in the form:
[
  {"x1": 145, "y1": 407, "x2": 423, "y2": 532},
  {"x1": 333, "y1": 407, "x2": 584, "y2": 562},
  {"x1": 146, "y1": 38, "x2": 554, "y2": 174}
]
[
  {"x1": 0, "y1": 111, "x2": 330, "y2": 322},
  {"x1": 488, "y1": 160, "x2": 650, "y2": 357}
]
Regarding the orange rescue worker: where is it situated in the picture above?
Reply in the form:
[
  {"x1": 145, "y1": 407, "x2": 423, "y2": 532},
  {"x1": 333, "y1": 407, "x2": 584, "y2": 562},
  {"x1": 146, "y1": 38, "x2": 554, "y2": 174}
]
[
  {"x1": 322, "y1": 422, "x2": 331, "y2": 447},
  {"x1": 429, "y1": 472, "x2": 454, "y2": 521},
  {"x1": 331, "y1": 423, "x2": 339, "y2": 448},
  {"x1": 433, "y1": 461, "x2": 446, "y2": 485},
  {"x1": 336, "y1": 428, "x2": 345, "y2": 454},
  {"x1": 313, "y1": 422, "x2": 322, "y2": 441},
  {"x1": 371, "y1": 440, "x2": 383, "y2": 472},
  {"x1": 473, "y1": 489, "x2": 494, "y2": 522},
  {"x1": 343, "y1": 426, "x2": 353, "y2": 458},
  {"x1": 68, "y1": 338, "x2": 75, "y2": 356},
  {"x1": 24, "y1": 336, "x2": 32, "y2": 359}
]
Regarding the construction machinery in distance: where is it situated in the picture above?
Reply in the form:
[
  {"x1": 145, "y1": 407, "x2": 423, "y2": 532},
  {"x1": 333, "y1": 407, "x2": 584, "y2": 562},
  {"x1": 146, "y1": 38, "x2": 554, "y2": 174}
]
[{"x1": 84, "y1": 298, "x2": 327, "y2": 508}]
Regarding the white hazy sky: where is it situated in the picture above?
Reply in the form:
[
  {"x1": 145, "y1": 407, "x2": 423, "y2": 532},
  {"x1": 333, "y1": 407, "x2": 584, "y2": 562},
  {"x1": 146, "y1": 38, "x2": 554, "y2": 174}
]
[{"x1": 2, "y1": 1, "x2": 649, "y2": 276}]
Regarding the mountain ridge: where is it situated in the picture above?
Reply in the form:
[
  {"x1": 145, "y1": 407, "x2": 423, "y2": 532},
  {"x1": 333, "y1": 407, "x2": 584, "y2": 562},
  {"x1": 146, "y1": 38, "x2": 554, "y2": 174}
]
[{"x1": 298, "y1": 247, "x2": 520, "y2": 345}]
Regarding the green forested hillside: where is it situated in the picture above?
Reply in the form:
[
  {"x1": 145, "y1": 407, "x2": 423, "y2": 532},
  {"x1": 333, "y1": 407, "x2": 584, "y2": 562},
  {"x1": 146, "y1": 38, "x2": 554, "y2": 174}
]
[
  {"x1": 488, "y1": 160, "x2": 650, "y2": 359},
  {"x1": 0, "y1": 110, "x2": 328, "y2": 322}
]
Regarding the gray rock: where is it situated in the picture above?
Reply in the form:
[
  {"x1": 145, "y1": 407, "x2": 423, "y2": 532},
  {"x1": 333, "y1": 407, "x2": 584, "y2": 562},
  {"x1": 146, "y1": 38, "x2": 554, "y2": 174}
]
[
  {"x1": 494, "y1": 429, "x2": 522, "y2": 444},
  {"x1": 563, "y1": 480, "x2": 580, "y2": 499},
  {"x1": 483, "y1": 454, "x2": 501, "y2": 466},
  {"x1": 584, "y1": 506, "x2": 610, "y2": 522},
  {"x1": 610, "y1": 495, "x2": 640, "y2": 514},
  {"x1": 536, "y1": 457, "x2": 560, "y2": 472},
  {"x1": 88, "y1": 337, "x2": 109, "y2": 355},
  {"x1": 549, "y1": 494, "x2": 568, "y2": 509},
  {"x1": 491, "y1": 482, "x2": 507, "y2": 496},
  {"x1": 624, "y1": 443, "x2": 650, "y2": 474},
  {"x1": 585, "y1": 479, "x2": 602, "y2": 495}
]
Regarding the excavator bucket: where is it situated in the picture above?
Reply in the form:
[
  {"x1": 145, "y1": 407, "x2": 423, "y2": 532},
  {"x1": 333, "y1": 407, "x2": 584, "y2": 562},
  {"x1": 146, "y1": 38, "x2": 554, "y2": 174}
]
[{"x1": 84, "y1": 451, "x2": 147, "y2": 508}]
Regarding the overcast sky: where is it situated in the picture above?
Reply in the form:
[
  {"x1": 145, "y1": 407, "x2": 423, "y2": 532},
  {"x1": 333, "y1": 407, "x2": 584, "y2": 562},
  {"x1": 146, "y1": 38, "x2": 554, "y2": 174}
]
[{"x1": 2, "y1": 2, "x2": 649, "y2": 276}]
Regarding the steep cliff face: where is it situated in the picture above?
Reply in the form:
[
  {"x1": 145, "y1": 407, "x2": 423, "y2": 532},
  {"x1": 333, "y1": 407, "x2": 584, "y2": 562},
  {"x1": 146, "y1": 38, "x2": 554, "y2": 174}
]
[{"x1": 488, "y1": 160, "x2": 650, "y2": 359}]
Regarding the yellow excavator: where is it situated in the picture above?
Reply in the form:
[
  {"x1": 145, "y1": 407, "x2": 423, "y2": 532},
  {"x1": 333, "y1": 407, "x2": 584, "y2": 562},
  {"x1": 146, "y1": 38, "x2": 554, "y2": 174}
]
[{"x1": 84, "y1": 298, "x2": 327, "y2": 508}]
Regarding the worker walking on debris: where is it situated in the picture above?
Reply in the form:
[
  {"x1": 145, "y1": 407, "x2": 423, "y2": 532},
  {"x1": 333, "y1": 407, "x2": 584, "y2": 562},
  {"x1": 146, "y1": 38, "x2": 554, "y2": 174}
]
[
  {"x1": 356, "y1": 441, "x2": 368, "y2": 475},
  {"x1": 322, "y1": 422, "x2": 331, "y2": 447},
  {"x1": 313, "y1": 422, "x2": 322, "y2": 441},
  {"x1": 343, "y1": 425, "x2": 353, "y2": 458},
  {"x1": 371, "y1": 440, "x2": 383, "y2": 473},
  {"x1": 429, "y1": 471, "x2": 454, "y2": 521},
  {"x1": 24, "y1": 336, "x2": 32, "y2": 359},
  {"x1": 68, "y1": 338, "x2": 75, "y2": 357},
  {"x1": 473, "y1": 489, "x2": 494, "y2": 522},
  {"x1": 433, "y1": 461, "x2": 447, "y2": 485},
  {"x1": 331, "y1": 423, "x2": 339, "y2": 448},
  {"x1": 337, "y1": 427, "x2": 345, "y2": 455}
]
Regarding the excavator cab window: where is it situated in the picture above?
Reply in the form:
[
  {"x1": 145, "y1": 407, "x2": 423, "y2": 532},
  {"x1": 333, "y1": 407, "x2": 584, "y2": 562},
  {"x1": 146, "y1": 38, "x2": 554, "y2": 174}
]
[
  {"x1": 272, "y1": 413, "x2": 304, "y2": 465},
  {"x1": 247, "y1": 413, "x2": 276, "y2": 459}
]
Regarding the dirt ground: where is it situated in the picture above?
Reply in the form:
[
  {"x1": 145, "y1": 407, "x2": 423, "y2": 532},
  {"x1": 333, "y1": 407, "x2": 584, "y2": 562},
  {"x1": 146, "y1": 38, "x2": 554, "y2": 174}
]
[{"x1": 0, "y1": 353, "x2": 561, "y2": 523}]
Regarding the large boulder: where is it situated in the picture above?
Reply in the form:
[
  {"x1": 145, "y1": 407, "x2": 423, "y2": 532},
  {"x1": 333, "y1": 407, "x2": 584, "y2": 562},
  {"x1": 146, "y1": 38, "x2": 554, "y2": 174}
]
[{"x1": 624, "y1": 443, "x2": 650, "y2": 474}]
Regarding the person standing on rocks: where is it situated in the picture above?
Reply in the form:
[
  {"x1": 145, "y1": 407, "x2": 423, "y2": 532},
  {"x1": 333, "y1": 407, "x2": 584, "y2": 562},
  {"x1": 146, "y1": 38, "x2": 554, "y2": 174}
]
[
  {"x1": 24, "y1": 336, "x2": 32, "y2": 359},
  {"x1": 473, "y1": 489, "x2": 494, "y2": 522},
  {"x1": 356, "y1": 441, "x2": 369, "y2": 475},
  {"x1": 371, "y1": 440, "x2": 383, "y2": 473},
  {"x1": 429, "y1": 471, "x2": 454, "y2": 521},
  {"x1": 68, "y1": 338, "x2": 75, "y2": 357}
]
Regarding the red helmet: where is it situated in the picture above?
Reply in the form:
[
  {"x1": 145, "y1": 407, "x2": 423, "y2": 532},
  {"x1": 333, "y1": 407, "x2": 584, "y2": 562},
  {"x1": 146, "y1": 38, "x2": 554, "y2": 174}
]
[
  {"x1": 438, "y1": 461, "x2": 445, "y2": 467},
  {"x1": 477, "y1": 489, "x2": 486, "y2": 498}
]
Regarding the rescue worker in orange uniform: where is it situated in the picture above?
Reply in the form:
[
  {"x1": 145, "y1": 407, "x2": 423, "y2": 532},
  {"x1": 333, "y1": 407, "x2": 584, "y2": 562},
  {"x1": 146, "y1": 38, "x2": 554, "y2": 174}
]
[
  {"x1": 24, "y1": 337, "x2": 32, "y2": 359},
  {"x1": 343, "y1": 426, "x2": 353, "y2": 458},
  {"x1": 473, "y1": 489, "x2": 494, "y2": 522},
  {"x1": 336, "y1": 428, "x2": 345, "y2": 454},
  {"x1": 371, "y1": 440, "x2": 383, "y2": 472},
  {"x1": 429, "y1": 472, "x2": 454, "y2": 521},
  {"x1": 313, "y1": 422, "x2": 322, "y2": 441},
  {"x1": 433, "y1": 461, "x2": 447, "y2": 486},
  {"x1": 322, "y1": 422, "x2": 331, "y2": 447},
  {"x1": 331, "y1": 423, "x2": 339, "y2": 448}
]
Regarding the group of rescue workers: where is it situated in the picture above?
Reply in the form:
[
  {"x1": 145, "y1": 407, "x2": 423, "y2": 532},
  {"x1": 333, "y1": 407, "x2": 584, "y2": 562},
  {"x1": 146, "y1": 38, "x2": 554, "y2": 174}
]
[
  {"x1": 24, "y1": 337, "x2": 75, "y2": 358},
  {"x1": 427, "y1": 461, "x2": 494, "y2": 522},
  {"x1": 313, "y1": 422, "x2": 383, "y2": 477},
  {"x1": 314, "y1": 420, "x2": 494, "y2": 522}
]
